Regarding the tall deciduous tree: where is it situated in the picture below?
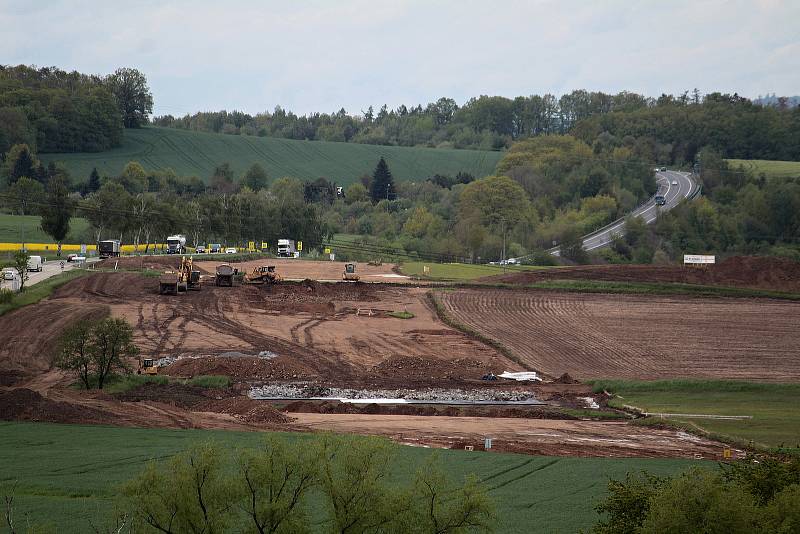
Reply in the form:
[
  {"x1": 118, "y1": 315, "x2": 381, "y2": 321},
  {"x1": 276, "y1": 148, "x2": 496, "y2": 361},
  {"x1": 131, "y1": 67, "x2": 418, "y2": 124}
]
[
  {"x1": 40, "y1": 175, "x2": 72, "y2": 254},
  {"x1": 240, "y1": 163, "x2": 270, "y2": 191},
  {"x1": 106, "y1": 68, "x2": 153, "y2": 128},
  {"x1": 370, "y1": 157, "x2": 395, "y2": 202},
  {"x1": 6, "y1": 176, "x2": 44, "y2": 215}
]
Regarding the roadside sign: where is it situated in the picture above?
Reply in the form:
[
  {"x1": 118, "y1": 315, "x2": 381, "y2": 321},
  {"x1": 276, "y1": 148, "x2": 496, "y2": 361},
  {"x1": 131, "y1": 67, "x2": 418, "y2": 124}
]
[
  {"x1": 423, "y1": 265, "x2": 430, "y2": 275},
  {"x1": 248, "y1": 241, "x2": 255, "y2": 252},
  {"x1": 329, "y1": 253, "x2": 335, "y2": 261},
  {"x1": 484, "y1": 438, "x2": 492, "y2": 450},
  {"x1": 261, "y1": 242, "x2": 268, "y2": 250},
  {"x1": 297, "y1": 241, "x2": 303, "y2": 251},
  {"x1": 80, "y1": 244, "x2": 87, "y2": 254},
  {"x1": 324, "y1": 247, "x2": 331, "y2": 254},
  {"x1": 723, "y1": 448, "x2": 732, "y2": 459},
  {"x1": 683, "y1": 254, "x2": 715, "y2": 264}
]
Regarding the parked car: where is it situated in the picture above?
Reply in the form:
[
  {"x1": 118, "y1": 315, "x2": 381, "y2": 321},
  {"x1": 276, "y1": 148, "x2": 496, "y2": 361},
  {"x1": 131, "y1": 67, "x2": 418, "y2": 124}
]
[
  {"x1": 195, "y1": 245, "x2": 206, "y2": 254},
  {"x1": 225, "y1": 247, "x2": 237, "y2": 254}
]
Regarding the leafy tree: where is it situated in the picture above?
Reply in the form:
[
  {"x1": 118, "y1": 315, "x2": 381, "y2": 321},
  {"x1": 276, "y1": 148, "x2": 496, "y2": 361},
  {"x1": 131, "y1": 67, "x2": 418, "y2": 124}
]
[
  {"x1": 82, "y1": 182, "x2": 132, "y2": 242},
  {"x1": 55, "y1": 320, "x2": 99, "y2": 390},
  {"x1": 559, "y1": 226, "x2": 587, "y2": 263},
  {"x1": 235, "y1": 437, "x2": 318, "y2": 534},
  {"x1": 39, "y1": 175, "x2": 73, "y2": 255},
  {"x1": 117, "y1": 161, "x2": 147, "y2": 194},
  {"x1": 11, "y1": 250, "x2": 29, "y2": 292},
  {"x1": 592, "y1": 471, "x2": 665, "y2": 534},
  {"x1": 240, "y1": 163, "x2": 270, "y2": 191},
  {"x1": 210, "y1": 163, "x2": 237, "y2": 194},
  {"x1": 369, "y1": 157, "x2": 395, "y2": 202},
  {"x1": 458, "y1": 175, "x2": 530, "y2": 229},
  {"x1": 106, "y1": 67, "x2": 154, "y2": 128},
  {"x1": 6, "y1": 176, "x2": 44, "y2": 215},
  {"x1": 343, "y1": 183, "x2": 368, "y2": 204}
]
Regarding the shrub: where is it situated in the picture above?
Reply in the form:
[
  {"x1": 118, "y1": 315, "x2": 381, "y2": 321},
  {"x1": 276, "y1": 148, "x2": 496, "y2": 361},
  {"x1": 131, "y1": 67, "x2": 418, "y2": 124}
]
[
  {"x1": 0, "y1": 288, "x2": 13, "y2": 304},
  {"x1": 188, "y1": 375, "x2": 231, "y2": 388}
]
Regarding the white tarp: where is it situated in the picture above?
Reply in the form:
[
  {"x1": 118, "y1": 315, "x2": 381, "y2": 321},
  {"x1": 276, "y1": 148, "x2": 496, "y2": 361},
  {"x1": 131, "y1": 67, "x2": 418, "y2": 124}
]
[{"x1": 498, "y1": 371, "x2": 542, "y2": 382}]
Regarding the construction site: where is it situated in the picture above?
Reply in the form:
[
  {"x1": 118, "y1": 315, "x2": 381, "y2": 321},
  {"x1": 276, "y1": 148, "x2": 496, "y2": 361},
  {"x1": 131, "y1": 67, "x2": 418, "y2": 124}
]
[{"x1": 2, "y1": 255, "x2": 798, "y2": 458}]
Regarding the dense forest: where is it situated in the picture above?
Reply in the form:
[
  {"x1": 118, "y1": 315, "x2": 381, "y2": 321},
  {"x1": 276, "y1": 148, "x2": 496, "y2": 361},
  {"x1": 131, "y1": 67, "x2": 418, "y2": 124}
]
[
  {"x1": 153, "y1": 90, "x2": 800, "y2": 161},
  {"x1": 0, "y1": 65, "x2": 152, "y2": 154}
]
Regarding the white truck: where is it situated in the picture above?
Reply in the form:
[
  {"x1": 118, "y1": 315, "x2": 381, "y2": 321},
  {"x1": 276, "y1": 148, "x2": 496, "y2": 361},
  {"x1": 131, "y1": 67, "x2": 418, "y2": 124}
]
[
  {"x1": 27, "y1": 255, "x2": 44, "y2": 272},
  {"x1": 98, "y1": 239, "x2": 121, "y2": 259},
  {"x1": 277, "y1": 239, "x2": 299, "y2": 258},
  {"x1": 166, "y1": 235, "x2": 187, "y2": 254}
]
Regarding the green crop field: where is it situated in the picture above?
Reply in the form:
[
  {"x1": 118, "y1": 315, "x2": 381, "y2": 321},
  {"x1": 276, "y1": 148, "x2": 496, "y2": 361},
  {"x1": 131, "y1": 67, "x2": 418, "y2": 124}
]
[
  {"x1": 39, "y1": 127, "x2": 503, "y2": 184},
  {"x1": 0, "y1": 214, "x2": 92, "y2": 245},
  {"x1": 726, "y1": 159, "x2": 800, "y2": 179},
  {"x1": 592, "y1": 380, "x2": 800, "y2": 449},
  {"x1": 400, "y1": 261, "x2": 549, "y2": 281},
  {"x1": 0, "y1": 422, "x2": 702, "y2": 533}
]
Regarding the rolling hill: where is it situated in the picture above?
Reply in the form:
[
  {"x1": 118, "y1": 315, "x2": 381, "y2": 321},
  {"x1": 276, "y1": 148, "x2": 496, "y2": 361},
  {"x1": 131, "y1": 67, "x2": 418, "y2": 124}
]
[
  {"x1": 726, "y1": 159, "x2": 800, "y2": 179},
  {"x1": 40, "y1": 127, "x2": 503, "y2": 185}
]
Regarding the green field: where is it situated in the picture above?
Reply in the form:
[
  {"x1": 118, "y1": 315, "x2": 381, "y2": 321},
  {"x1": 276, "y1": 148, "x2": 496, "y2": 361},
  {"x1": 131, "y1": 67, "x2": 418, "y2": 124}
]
[
  {"x1": 0, "y1": 270, "x2": 88, "y2": 316},
  {"x1": 39, "y1": 127, "x2": 503, "y2": 184},
  {"x1": 0, "y1": 214, "x2": 92, "y2": 245},
  {"x1": 726, "y1": 158, "x2": 800, "y2": 179},
  {"x1": 592, "y1": 380, "x2": 800, "y2": 449},
  {"x1": 0, "y1": 422, "x2": 701, "y2": 533}
]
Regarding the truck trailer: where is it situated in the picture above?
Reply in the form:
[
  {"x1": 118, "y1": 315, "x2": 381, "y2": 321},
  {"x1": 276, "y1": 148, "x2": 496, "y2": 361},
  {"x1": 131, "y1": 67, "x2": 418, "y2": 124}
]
[
  {"x1": 98, "y1": 239, "x2": 121, "y2": 259},
  {"x1": 277, "y1": 239, "x2": 299, "y2": 258}
]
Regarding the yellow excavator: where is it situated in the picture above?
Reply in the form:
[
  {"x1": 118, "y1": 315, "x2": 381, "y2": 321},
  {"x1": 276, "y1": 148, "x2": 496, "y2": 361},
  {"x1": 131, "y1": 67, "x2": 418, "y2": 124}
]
[
  {"x1": 159, "y1": 256, "x2": 201, "y2": 295},
  {"x1": 244, "y1": 265, "x2": 282, "y2": 285},
  {"x1": 343, "y1": 262, "x2": 360, "y2": 282}
]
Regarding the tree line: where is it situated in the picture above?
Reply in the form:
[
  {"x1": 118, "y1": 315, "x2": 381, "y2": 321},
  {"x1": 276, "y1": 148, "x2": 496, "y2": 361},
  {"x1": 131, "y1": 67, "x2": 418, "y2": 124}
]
[{"x1": 0, "y1": 64, "x2": 153, "y2": 155}]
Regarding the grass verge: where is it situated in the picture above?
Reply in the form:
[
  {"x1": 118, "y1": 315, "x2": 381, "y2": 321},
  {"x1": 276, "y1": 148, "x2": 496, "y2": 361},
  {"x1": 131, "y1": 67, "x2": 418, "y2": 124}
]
[
  {"x1": 187, "y1": 375, "x2": 231, "y2": 388},
  {"x1": 591, "y1": 379, "x2": 800, "y2": 449},
  {"x1": 401, "y1": 261, "x2": 550, "y2": 281},
  {"x1": 388, "y1": 310, "x2": 415, "y2": 319},
  {"x1": 0, "y1": 269, "x2": 89, "y2": 316}
]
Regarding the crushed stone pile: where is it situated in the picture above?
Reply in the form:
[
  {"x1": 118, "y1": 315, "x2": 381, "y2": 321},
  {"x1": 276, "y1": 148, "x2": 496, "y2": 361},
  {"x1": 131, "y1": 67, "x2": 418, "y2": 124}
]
[{"x1": 249, "y1": 383, "x2": 537, "y2": 402}]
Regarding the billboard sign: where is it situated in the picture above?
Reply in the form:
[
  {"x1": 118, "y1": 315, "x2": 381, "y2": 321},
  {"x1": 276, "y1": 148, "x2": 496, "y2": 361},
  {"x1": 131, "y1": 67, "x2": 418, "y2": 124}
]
[{"x1": 684, "y1": 254, "x2": 715, "y2": 264}]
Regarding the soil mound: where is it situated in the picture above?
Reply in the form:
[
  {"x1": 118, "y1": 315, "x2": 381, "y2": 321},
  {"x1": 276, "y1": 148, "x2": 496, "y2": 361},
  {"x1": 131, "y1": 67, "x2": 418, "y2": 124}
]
[
  {"x1": 0, "y1": 388, "x2": 113, "y2": 424},
  {"x1": 195, "y1": 396, "x2": 292, "y2": 424},
  {"x1": 164, "y1": 356, "x2": 317, "y2": 381},
  {"x1": 51, "y1": 272, "x2": 153, "y2": 300},
  {"x1": 115, "y1": 382, "x2": 212, "y2": 408},
  {"x1": 554, "y1": 373, "x2": 579, "y2": 384},
  {"x1": 283, "y1": 401, "x2": 573, "y2": 419},
  {"x1": 369, "y1": 356, "x2": 489, "y2": 381},
  {"x1": 482, "y1": 255, "x2": 800, "y2": 293}
]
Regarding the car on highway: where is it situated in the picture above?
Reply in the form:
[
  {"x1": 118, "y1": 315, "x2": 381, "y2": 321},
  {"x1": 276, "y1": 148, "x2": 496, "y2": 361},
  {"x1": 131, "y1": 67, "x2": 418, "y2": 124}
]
[
  {"x1": 195, "y1": 245, "x2": 206, "y2": 254},
  {"x1": 209, "y1": 243, "x2": 222, "y2": 253},
  {"x1": 27, "y1": 255, "x2": 44, "y2": 272},
  {"x1": 2, "y1": 267, "x2": 19, "y2": 281},
  {"x1": 225, "y1": 247, "x2": 237, "y2": 254},
  {"x1": 66, "y1": 253, "x2": 79, "y2": 262},
  {"x1": 660, "y1": 167, "x2": 667, "y2": 171},
  {"x1": 655, "y1": 195, "x2": 666, "y2": 206},
  {"x1": 671, "y1": 180, "x2": 678, "y2": 186}
]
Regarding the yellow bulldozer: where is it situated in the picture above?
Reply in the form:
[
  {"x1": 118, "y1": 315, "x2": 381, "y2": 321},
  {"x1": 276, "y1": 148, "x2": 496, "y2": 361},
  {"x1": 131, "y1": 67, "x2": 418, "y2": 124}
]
[
  {"x1": 137, "y1": 358, "x2": 158, "y2": 375},
  {"x1": 342, "y1": 262, "x2": 360, "y2": 282},
  {"x1": 159, "y1": 256, "x2": 202, "y2": 295},
  {"x1": 244, "y1": 265, "x2": 282, "y2": 285}
]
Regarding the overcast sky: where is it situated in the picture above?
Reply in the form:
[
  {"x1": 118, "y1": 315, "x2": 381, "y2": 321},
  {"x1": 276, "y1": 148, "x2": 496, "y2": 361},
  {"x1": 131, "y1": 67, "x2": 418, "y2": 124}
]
[{"x1": 2, "y1": 0, "x2": 798, "y2": 117}]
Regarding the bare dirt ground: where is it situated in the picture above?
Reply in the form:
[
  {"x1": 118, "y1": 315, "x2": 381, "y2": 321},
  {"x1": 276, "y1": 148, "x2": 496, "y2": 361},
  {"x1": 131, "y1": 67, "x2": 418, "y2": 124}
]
[
  {"x1": 0, "y1": 270, "x2": 750, "y2": 458},
  {"x1": 291, "y1": 413, "x2": 729, "y2": 458},
  {"x1": 482, "y1": 256, "x2": 800, "y2": 293},
  {"x1": 438, "y1": 289, "x2": 800, "y2": 381}
]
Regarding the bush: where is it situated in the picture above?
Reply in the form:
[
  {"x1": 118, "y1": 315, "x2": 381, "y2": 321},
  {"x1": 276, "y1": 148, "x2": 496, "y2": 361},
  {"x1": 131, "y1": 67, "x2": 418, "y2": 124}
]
[
  {"x1": 188, "y1": 375, "x2": 231, "y2": 388},
  {"x1": 0, "y1": 288, "x2": 13, "y2": 304}
]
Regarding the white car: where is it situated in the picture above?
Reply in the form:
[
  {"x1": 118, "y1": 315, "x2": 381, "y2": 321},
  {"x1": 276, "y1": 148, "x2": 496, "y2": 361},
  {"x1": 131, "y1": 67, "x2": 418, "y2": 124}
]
[
  {"x1": 2, "y1": 267, "x2": 19, "y2": 281},
  {"x1": 224, "y1": 247, "x2": 237, "y2": 254},
  {"x1": 671, "y1": 180, "x2": 678, "y2": 186}
]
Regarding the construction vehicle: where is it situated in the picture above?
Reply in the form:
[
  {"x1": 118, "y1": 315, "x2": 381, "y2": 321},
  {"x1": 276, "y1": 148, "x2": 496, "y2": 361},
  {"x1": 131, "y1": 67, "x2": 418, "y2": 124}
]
[
  {"x1": 159, "y1": 257, "x2": 201, "y2": 295},
  {"x1": 244, "y1": 265, "x2": 282, "y2": 285},
  {"x1": 166, "y1": 235, "x2": 187, "y2": 254},
  {"x1": 98, "y1": 239, "x2": 121, "y2": 259},
  {"x1": 343, "y1": 262, "x2": 360, "y2": 282},
  {"x1": 137, "y1": 358, "x2": 158, "y2": 375},
  {"x1": 215, "y1": 263, "x2": 235, "y2": 286}
]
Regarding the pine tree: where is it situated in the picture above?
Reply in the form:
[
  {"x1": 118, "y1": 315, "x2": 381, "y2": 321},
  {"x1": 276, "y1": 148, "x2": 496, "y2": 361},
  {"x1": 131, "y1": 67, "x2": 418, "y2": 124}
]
[
  {"x1": 88, "y1": 167, "x2": 101, "y2": 193},
  {"x1": 369, "y1": 157, "x2": 395, "y2": 203}
]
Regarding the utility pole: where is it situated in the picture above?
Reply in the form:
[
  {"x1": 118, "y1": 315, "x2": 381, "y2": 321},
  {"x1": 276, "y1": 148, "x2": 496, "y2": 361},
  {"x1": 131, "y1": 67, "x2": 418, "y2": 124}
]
[{"x1": 502, "y1": 219, "x2": 507, "y2": 274}]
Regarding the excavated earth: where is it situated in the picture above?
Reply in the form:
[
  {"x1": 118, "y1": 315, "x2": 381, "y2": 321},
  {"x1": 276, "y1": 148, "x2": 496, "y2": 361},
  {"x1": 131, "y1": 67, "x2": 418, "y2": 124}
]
[
  {"x1": 481, "y1": 255, "x2": 800, "y2": 293},
  {"x1": 0, "y1": 266, "x2": 767, "y2": 458}
]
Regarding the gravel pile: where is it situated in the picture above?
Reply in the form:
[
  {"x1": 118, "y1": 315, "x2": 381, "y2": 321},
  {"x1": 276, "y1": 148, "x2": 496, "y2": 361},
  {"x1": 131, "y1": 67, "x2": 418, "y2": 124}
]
[{"x1": 249, "y1": 383, "x2": 537, "y2": 402}]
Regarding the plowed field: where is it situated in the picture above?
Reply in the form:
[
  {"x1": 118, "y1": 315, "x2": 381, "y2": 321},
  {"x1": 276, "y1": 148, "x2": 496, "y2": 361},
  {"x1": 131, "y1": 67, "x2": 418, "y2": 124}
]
[{"x1": 438, "y1": 289, "x2": 800, "y2": 381}]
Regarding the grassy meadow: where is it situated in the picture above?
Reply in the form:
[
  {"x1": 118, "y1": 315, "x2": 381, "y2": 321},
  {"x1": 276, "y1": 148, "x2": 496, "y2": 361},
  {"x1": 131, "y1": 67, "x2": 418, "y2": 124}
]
[
  {"x1": 726, "y1": 159, "x2": 800, "y2": 179},
  {"x1": 592, "y1": 380, "x2": 800, "y2": 449},
  {"x1": 0, "y1": 422, "x2": 703, "y2": 533},
  {"x1": 39, "y1": 127, "x2": 502, "y2": 185},
  {"x1": 0, "y1": 214, "x2": 92, "y2": 245}
]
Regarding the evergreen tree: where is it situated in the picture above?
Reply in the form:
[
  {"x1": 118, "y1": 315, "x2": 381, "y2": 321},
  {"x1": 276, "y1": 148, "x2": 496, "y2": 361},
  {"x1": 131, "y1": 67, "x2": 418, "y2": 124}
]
[
  {"x1": 369, "y1": 157, "x2": 395, "y2": 203},
  {"x1": 5, "y1": 144, "x2": 36, "y2": 185},
  {"x1": 87, "y1": 167, "x2": 101, "y2": 193},
  {"x1": 40, "y1": 175, "x2": 73, "y2": 255}
]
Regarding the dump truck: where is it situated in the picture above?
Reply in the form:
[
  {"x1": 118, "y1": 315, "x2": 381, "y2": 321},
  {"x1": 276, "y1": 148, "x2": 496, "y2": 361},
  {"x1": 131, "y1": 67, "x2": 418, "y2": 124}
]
[
  {"x1": 98, "y1": 239, "x2": 121, "y2": 259},
  {"x1": 159, "y1": 257, "x2": 200, "y2": 295},
  {"x1": 343, "y1": 262, "x2": 359, "y2": 282},
  {"x1": 215, "y1": 263, "x2": 235, "y2": 287},
  {"x1": 244, "y1": 265, "x2": 281, "y2": 285},
  {"x1": 166, "y1": 235, "x2": 187, "y2": 254}
]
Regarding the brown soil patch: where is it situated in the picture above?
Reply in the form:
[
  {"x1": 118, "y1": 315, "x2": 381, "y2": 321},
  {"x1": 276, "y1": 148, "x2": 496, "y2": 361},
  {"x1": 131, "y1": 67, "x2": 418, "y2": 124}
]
[
  {"x1": 438, "y1": 289, "x2": 800, "y2": 381},
  {"x1": 482, "y1": 256, "x2": 800, "y2": 293},
  {"x1": 195, "y1": 397, "x2": 292, "y2": 424},
  {"x1": 0, "y1": 388, "x2": 115, "y2": 424}
]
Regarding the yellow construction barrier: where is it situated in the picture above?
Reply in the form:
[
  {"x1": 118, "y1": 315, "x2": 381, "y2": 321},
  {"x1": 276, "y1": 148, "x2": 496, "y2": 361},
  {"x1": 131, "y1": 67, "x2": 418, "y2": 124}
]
[{"x1": 0, "y1": 243, "x2": 167, "y2": 253}]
